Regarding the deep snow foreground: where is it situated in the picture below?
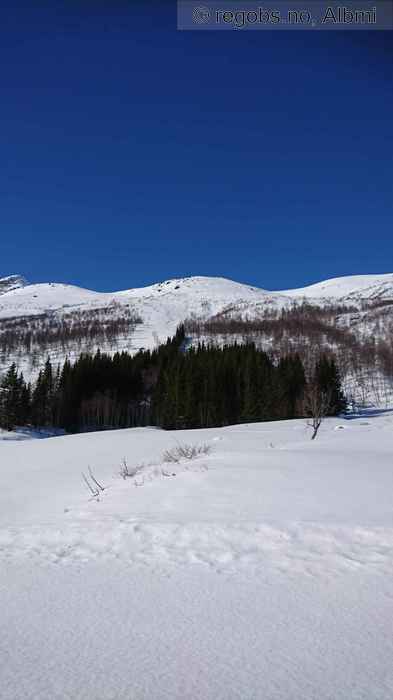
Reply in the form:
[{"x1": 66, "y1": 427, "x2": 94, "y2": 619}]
[{"x1": 1, "y1": 414, "x2": 393, "y2": 699}]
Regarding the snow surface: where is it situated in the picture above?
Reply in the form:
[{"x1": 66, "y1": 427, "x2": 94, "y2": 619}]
[{"x1": 1, "y1": 412, "x2": 393, "y2": 699}]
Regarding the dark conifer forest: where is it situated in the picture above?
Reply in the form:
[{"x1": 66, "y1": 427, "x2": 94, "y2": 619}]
[{"x1": 0, "y1": 326, "x2": 346, "y2": 433}]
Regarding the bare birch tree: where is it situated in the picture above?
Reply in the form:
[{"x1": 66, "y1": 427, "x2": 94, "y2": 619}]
[{"x1": 303, "y1": 383, "x2": 331, "y2": 440}]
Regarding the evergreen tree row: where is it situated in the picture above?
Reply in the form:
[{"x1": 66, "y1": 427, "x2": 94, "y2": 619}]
[{"x1": 0, "y1": 326, "x2": 346, "y2": 433}]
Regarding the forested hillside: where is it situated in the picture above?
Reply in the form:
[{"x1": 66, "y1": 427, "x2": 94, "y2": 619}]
[
  {"x1": 185, "y1": 300, "x2": 393, "y2": 407},
  {"x1": 0, "y1": 327, "x2": 345, "y2": 433}
]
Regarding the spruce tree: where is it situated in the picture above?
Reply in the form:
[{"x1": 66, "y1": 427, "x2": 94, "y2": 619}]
[
  {"x1": 0, "y1": 364, "x2": 21, "y2": 430},
  {"x1": 314, "y1": 355, "x2": 346, "y2": 416}
]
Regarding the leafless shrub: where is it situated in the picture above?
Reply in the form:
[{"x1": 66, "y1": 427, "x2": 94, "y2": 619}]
[
  {"x1": 303, "y1": 385, "x2": 331, "y2": 440},
  {"x1": 119, "y1": 457, "x2": 143, "y2": 480},
  {"x1": 88, "y1": 465, "x2": 105, "y2": 491},
  {"x1": 162, "y1": 442, "x2": 212, "y2": 463},
  {"x1": 82, "y1": 466, "x2": 105, "y2": 500}
]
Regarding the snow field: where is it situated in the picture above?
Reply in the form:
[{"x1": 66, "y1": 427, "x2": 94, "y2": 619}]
[{"x1": 1, "y1": 412, "x2": 393, "y2": 699}]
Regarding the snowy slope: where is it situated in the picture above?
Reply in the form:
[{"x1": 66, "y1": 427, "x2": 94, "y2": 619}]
[
  {"x1": 0, "y1": 281, "x2": 110, "y2": 318},
  {"x1": 281, "y1": 272, "x2": 393, "y2": 302},
  {"x1": 1, "y1": 412, "x2": 393, "y2": 699}
]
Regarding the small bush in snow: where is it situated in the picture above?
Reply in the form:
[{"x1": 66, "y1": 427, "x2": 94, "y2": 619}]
[
  {"x1": 162, "y1": 443, "x2": 212, "y2": 463},
  {"x1": 82, "y1": 466, "x2": 105, "y2": 500},
  {"x1": 119, "y1": 457, "x2": 143, "y2": 480}
]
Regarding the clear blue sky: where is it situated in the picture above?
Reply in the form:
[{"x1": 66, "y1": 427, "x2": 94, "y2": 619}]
[{"x1": 0, "y1": 1, "x2": 392, "y2": 291}]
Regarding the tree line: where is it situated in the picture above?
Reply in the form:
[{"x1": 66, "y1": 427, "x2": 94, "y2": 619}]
[{"x1": 0, "y1": 326, "x2": 346, "y2": 433}]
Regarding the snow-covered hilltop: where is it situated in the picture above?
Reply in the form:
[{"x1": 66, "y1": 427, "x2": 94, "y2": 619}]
[
  {"x1": 281, "y1": 272, "x2": 393, "y2": 302},
  {"x1": 1, "y1": 271, "x2": 393, "y2": 321},
  {"x1": 0, "y1": 275, "x2": 271, "y2": 321}
]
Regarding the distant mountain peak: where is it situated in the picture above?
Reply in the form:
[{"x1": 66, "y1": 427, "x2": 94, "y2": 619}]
[{"x1": 0, "y1": 275, "x2": 27, "y2": 294}]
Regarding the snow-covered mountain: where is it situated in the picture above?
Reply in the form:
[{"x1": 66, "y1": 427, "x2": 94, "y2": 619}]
[
  {"x1": 1, "y1": 272, "x2": 393, "y2": 402},
  {"x1": 2, "y1": 272, "x2": 393, "y2": 321},
  {"x1": 0, "y1": 276, "x2": 273, "y2": 321}
]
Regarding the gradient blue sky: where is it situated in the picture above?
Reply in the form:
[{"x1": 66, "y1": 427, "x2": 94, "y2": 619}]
[{"x1": 0, "y1": 1, "x2": 392, "y2": 292}]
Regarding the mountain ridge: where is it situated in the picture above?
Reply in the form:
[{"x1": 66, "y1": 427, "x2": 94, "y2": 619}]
[{"x1": 1, "y1": 271, "x2": 393, "y2": 312}]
